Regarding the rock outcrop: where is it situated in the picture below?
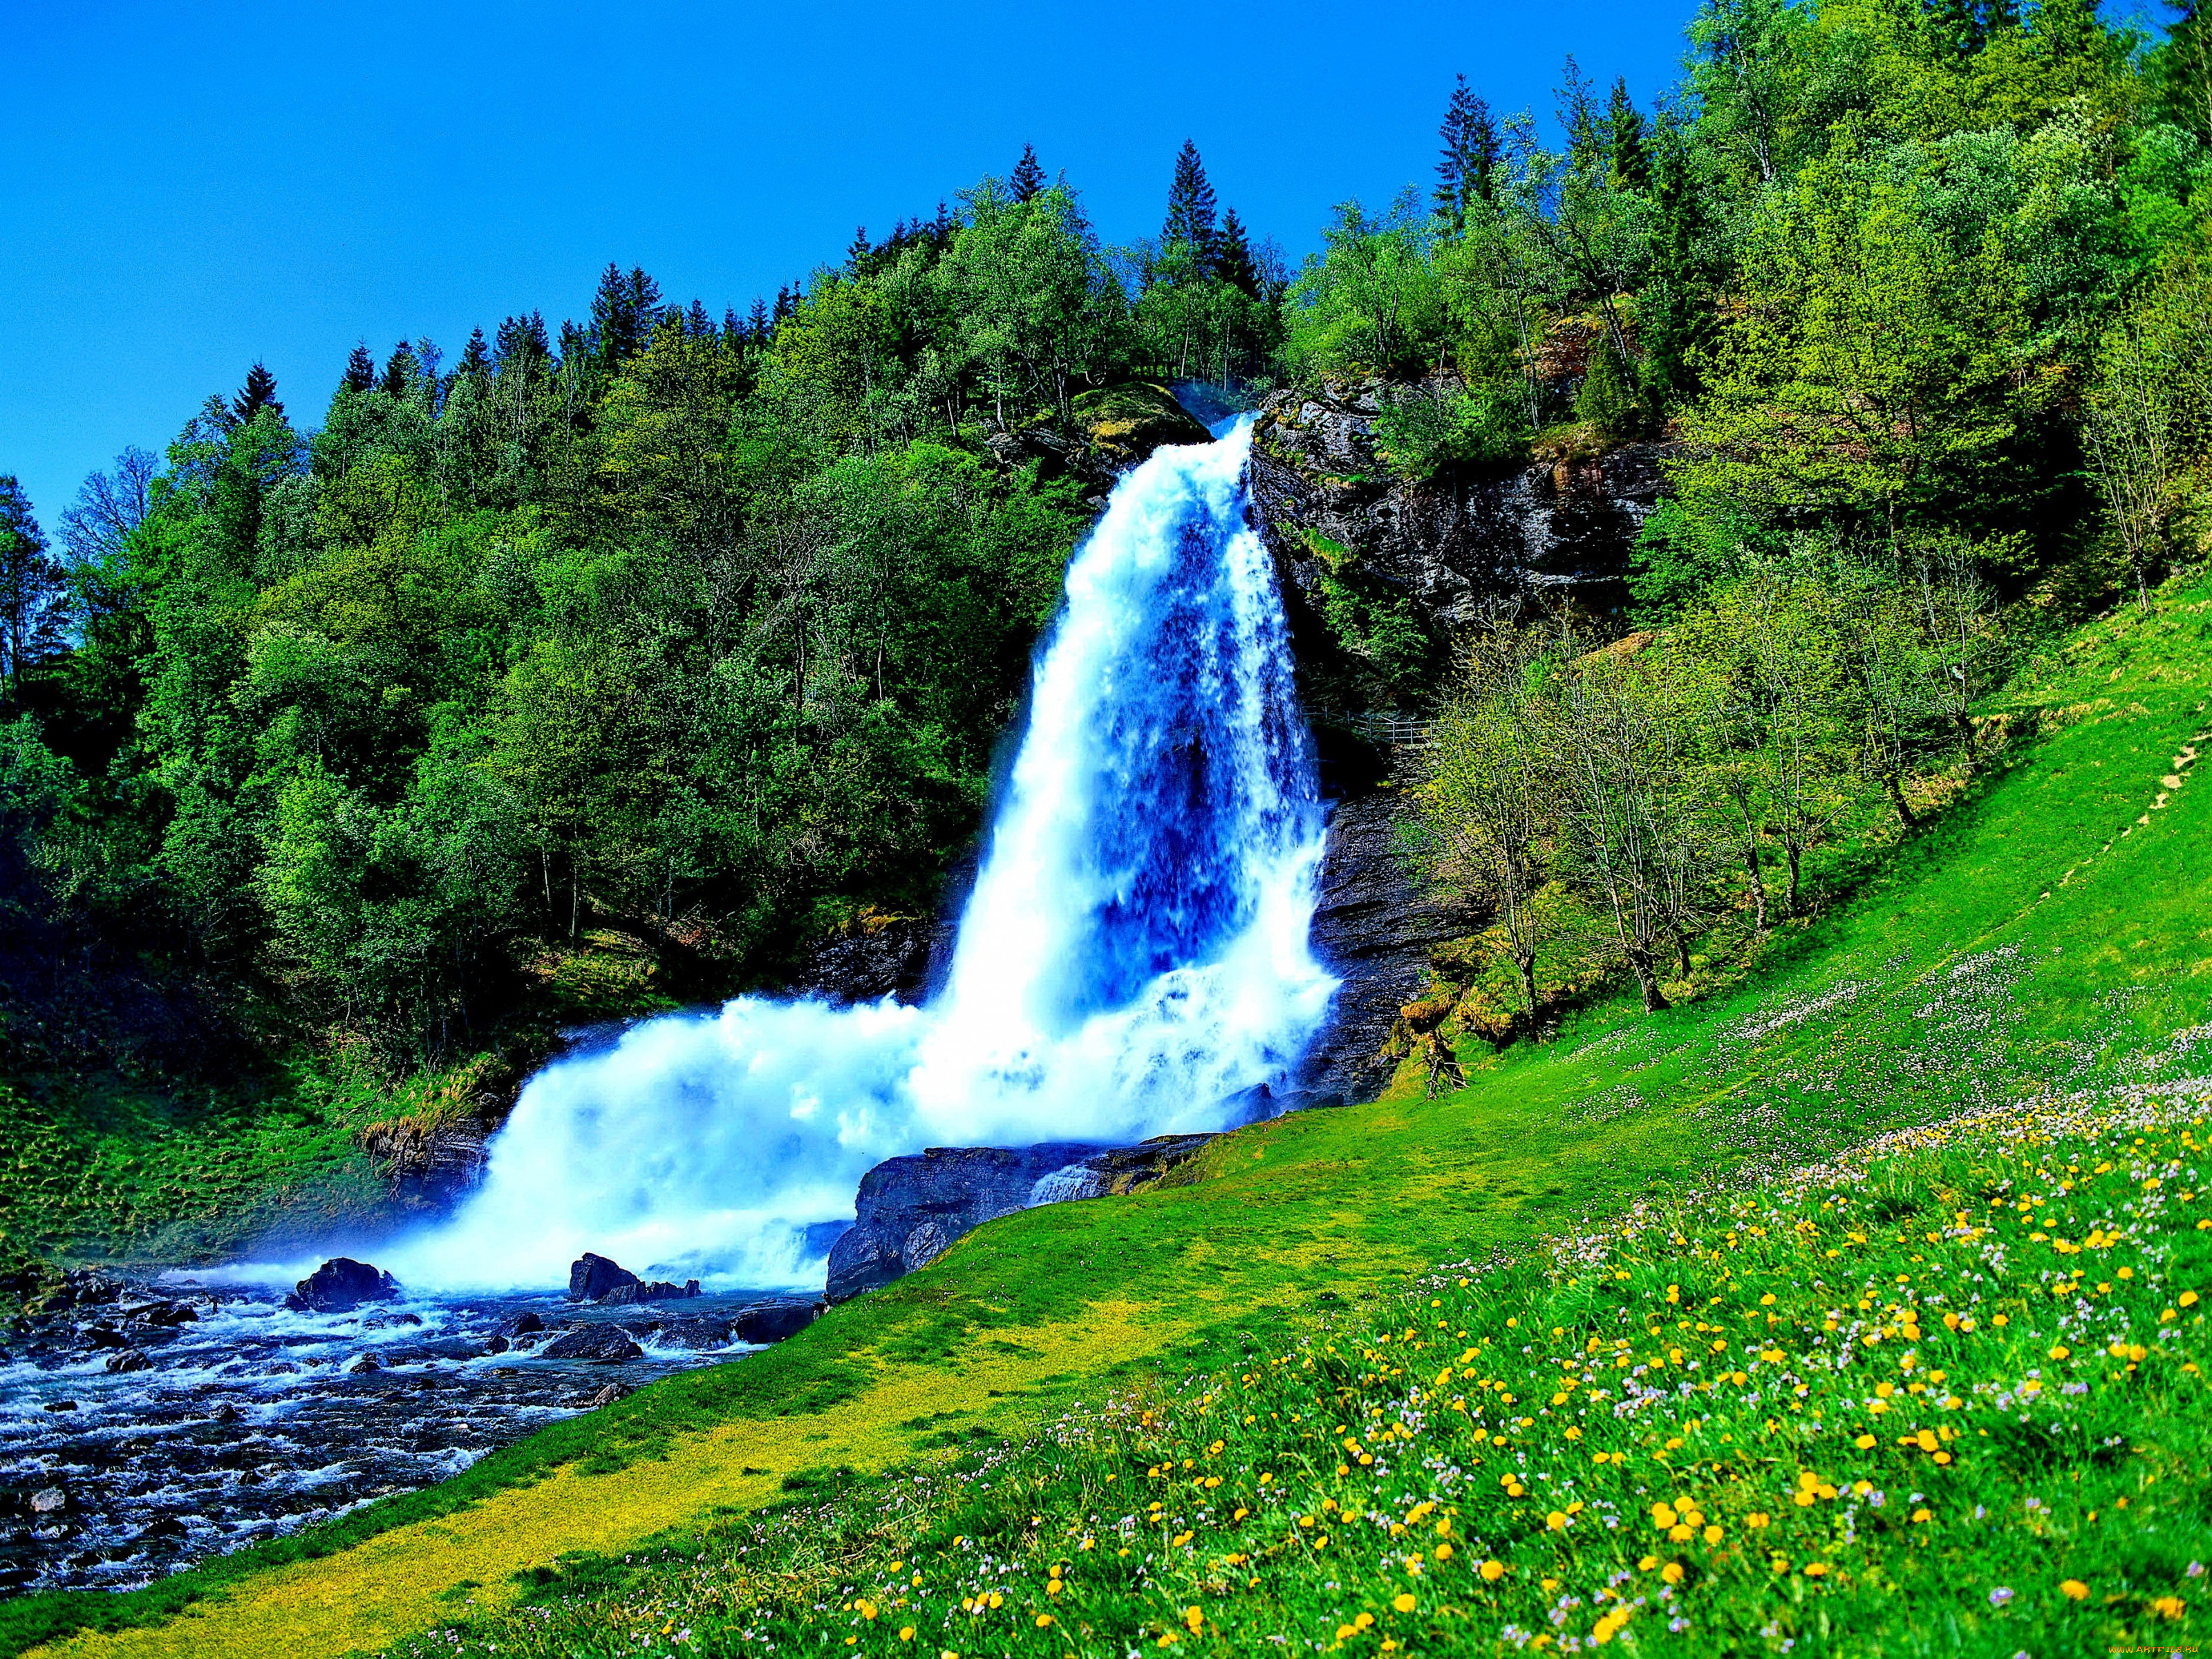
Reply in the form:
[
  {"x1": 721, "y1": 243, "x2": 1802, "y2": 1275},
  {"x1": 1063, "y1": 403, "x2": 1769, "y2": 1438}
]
[
  {"x1": 287, "y1": 1258, "x2": 399, "y2": 1314},
  {"x1": 825, "y1": 1134, "x2": 1217, "y2": 1304},
  {"x1": 1248, "y1": 377, "x2": 1676, "y2": 700},
  {"x1": 1297, "y1": 791, "x2": 1484, "y2": 1104}
]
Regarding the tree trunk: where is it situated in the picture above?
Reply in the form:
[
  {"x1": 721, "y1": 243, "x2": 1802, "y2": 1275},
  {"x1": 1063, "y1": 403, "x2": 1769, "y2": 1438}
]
[
  {"x1": 1785, "y1": 840, "x2": 1803, "y2": 917},
  {"x1": 1672, "y1": 930, "x2": 1693, "y2": 981},
  {"x1": 1627, "y1": 946, "x2": 1670, "y2": 1013},
  {"x1": 1515, "y1": 948, "x2": 1538, "y2": 1030},
  {"x1": 1740, "y1": 812, "x2": 1769, "y2": 935},
  {"x1": 1884, "y1": 770, "x2": 1917, "y2": 831}
]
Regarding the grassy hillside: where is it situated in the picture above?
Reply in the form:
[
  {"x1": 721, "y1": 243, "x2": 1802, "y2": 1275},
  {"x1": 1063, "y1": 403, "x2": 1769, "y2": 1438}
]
[{"x1": 8, "y1": 575, "x2": 2209, "y2": 1658}]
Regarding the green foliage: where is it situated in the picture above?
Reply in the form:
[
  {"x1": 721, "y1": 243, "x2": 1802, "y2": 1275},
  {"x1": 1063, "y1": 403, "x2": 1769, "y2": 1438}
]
[
  {"x1": 1371, "y1": 379, "x2": 1531, "y2": 478},
  {"x1": 1286, "y1": 192, "x2": 1450, "y2": 378}
]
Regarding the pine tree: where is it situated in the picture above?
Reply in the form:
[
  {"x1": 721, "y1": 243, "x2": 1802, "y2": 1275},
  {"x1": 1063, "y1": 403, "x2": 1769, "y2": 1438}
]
[
  {"x1": 687, "y1": 299, "x2": 715, "y2": 339},
  {"x1": 232, "y1": 362, "x2": 283, "y2": 425},
  {"x1": 748, "y1": 297, "x2": 771, "y2": 342},
  {"x1": 342, "y1": 341, "x2": 377, "y2": 393},
  {"x1": 774, "y1": 283, "x2": 797, "y2": 324},
  {"x1": 458, "y1": 326, "x2": 492, "y2": 382},
  {"x1": 1607, "y1": 79, "x2": 1653, "y2": 193},
  {"x1": 1435, "y1": 74, "x2": 1501, "y2": 227},
  {"x1": 846, "y1": 225, "x2": 873, "y2": 271},
  {"x1": 723, "y1": 306, "x2": 743, "y2": 342},
  {"x1": 1217, "y1": 207, "x2": 1263, "y2": 299},
  {"x1": 381, "y1": 340, "x2": 418, "y2": 398},
  {"x1": 495, "y1": 311, "x2": 550, "y2": 371},
  {"x1": 1011, "y1": 143, "x2": 1047, "y2": 203},
  {"x1": 1162, "y1": 140, "x2": 1219, "y2": 261},
  {"x1": 590, "y1": 262, "x2": 663, "y2": 373}
]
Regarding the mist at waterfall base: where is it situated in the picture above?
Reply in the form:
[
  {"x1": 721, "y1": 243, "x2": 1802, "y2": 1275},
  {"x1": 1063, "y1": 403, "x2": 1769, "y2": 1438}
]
[{"x1": 373, "y1": 421, "x2": 1336, "y2": 1295}]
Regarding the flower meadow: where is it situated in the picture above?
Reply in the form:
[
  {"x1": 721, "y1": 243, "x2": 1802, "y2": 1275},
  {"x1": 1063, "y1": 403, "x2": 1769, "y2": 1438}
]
[{"x1": 384, "y1": 1087, "x2": 2209, "y2": 1658}]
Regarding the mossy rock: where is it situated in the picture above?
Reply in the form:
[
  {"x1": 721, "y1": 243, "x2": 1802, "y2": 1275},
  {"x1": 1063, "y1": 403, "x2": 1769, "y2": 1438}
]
[{"x1": 1066, "y1": 382, "x2": 1209, "y2": 462}]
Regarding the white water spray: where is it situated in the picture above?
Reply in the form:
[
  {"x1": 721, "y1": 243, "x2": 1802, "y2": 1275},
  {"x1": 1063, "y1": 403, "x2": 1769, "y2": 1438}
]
[{"x1": 380, "y1": 420, "x2": 1336, "y2": 1293}]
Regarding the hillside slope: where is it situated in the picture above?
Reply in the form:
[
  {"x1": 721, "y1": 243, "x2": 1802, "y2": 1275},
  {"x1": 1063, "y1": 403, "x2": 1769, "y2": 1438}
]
[{"x1": 9, "y1": 577, "x2": 2209, "y2": 1658}]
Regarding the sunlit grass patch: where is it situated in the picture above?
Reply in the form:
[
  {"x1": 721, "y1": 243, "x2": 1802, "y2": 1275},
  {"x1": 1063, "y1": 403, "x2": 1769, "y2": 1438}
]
[{"x1": 378, "y1": 1089, "x2": 2209, "y2": 1657}]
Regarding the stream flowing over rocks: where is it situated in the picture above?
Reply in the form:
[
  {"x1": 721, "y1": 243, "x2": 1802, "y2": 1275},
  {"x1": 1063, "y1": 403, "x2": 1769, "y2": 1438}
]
[{"x1": 0, "y1": 1266, "x2": 812, "y2": 1597}]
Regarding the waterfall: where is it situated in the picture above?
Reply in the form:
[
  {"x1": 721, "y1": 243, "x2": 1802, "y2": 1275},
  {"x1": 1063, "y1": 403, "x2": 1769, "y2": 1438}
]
[{"x1": 381, "y1": 419, "x2": 1337, "y2": 1293}]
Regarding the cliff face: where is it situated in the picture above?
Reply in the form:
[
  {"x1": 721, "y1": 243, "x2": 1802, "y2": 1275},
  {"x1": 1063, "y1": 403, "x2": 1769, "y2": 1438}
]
[{"x1": 1248, "y1": 377, "x2": 1677, "y2": 695}]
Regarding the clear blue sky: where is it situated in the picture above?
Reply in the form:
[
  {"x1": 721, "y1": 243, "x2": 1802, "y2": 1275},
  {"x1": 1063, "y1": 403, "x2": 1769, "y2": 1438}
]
[{"x1": 1, "y1": 0, "x2": 1694, "y2": 529}]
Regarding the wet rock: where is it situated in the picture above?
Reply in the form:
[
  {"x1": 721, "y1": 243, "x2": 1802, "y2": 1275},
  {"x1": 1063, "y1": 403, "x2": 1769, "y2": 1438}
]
[
  {"x1": 288, "y1": 1258, "x2": 400, "y2": 1314},
  {"x1": 346, "y1": 1352, "x2": 381, "y2": 1375},
  {"x1": 588, "y1": 1382, "x2": 629, "y2": 1409},
  {"x1": 540, "y1": 1325, "x2": 644, "y2": 1363},
  {"x1": 656, "y1": 1315, "x2": 734, "y2": 1349},
  {"x1": 493, "y1": 1311, "x2": 545, "y2": 1341},
  {"x1": 598, "y1": 1277, "x2": 700, "y2": 1306},
  {"x1": 42, "y1": 1400, "x2": 76, "y2": 1414},
  {"x1": 792, "y1": 914, "x2": 954, "y2": 1006},
  {"x1": 104, "y1": 1349, "x2": 151, "y2": 1374},
  {"x1": 484, "y1": 1335, "x2": 509, "y2": 1356},
  {"x1": 730, "y1": 1300, "x2": 820, "y2": 1344},
  {"x1": 133, "y1": 1515, "x2": 186, "y2": 1544},
  {"x1": 1296, "y1": 792, "x2": 1483, "y2": 1104},
  {"x1": 826, "y1": 1142, "x2": 1107, "y2": 1303},
  {"x1": 566, "y1": 1253, "x2": 638, "y2": 1303},
  {"x1": 121, "y1": 1299, "x2": 198, "y2": 1328},
  {"x1": 212, "y1": 1403, "x2": 239, "y2": 1424},
  {"x1": 25, "y1": 1268, "x2": 125, "y2": 1316},
  {"x1": 29, "y1": 1488, "x2": 66, "y2": 1515},
  {"x1": 79, "y1": 1323, "x2": 131, "y2": 1350}
]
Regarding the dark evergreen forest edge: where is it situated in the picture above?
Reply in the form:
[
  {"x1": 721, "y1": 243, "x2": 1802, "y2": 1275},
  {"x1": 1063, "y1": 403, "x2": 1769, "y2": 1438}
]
[{"x1": 2, "y1": 0, "x2": 2210, "y2": 1287}]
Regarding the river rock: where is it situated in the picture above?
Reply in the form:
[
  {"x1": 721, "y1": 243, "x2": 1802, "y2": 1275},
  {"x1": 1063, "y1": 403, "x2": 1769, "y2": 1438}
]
[
  {"x1": 540, "y1": 1325, "x2": 644, "y2": 1363},
  {"x1": 104, "y1": 1349, "x2": 151, "y2": 1374},
  {"x1": 588, "y1": 1382, "x2": 629, "y2": 1408},
  {"x1": 347, "y1": 1352, "x2": 381, "y2": 1374},
  {"x1": 566, "y1": 1253, "x2": 638, "y2": 1303},
  {"x1": 731, "y1": 1299, "x2": 820, "y2": 1344},
  {"x1": 288, "y1": 1258, "x2": 400, "y2": 1313},
  {"x1": 121, "y1": 1298, "x2": 198, "y2": 1328},
  {"x1": 655, "y1": 1315, "x2": 733, "y2": 1349},
  {"x1": 29, "y1": 1488, "x2": 66, "y2": 1514},
  {"x1": 599, "y1": 1277, "x2": 700, "y2": 1306},
  {"x1": 494, "y1": 1311, "x2": 545, "y2": 1341},
  {"x1": 827, "y1": 1142, "x2": 1115, "y2": 1303}
]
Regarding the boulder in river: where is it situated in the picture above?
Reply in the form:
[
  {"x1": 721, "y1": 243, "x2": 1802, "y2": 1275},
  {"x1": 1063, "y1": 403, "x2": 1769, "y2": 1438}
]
[
  {"x1": 588, "y1": 1382, "x2": 629, "y2": 1408},
  {"x1": 599, "y1": 1277, "x2": 700, "y2": 1306},
  {"x1": 566, "y1": 1253, "x2": 637, "y2": 1302},
  {"x1": 731, "y1": 1299, "x2": 821, "y2": 1344},
  {"x1": 494, "y1": 1311, "x2": 545, "y2": 1340},
  {"x1": 288, "y1": 1257, "x2": 400, "y2": 1313},
  {"x1": 540, "y1": 1324, "x2": 644, "y2": 1363},
  {"x1": 104, "y1": 1349, "x2": 151, "y2": 1374},
  {"x1": 29, "y1": 1488, "x2": 66, "y2": 1515}
]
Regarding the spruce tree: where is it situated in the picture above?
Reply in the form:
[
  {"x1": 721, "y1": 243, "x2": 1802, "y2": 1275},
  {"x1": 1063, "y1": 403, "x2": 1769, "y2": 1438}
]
[
  {"x1": 688, "y1": 299, "x2": 715, "y2": 339},
  {"x1": 590, "y1": 263, "x2": 662, "y2": 373},
  {"x1": 1607, "y1": 78, "x2": 1652, "y2": 193},
  {"x1": 846, "y1": 225, "x2": 872, "y2": 272},
  {"x1": 232, "y1": 362, "x2": 283, "y2": 425},
  {"x1": 1161, "y1": 140, "x2": 1219, "y2": 261},
  {"x1": 1217, "y1": 207, "x2": 1263, "y2": 299},
  {"x1": 1435, "y1": 74, "x2": 1500, "y2": 227},
  {"x1": 748, "y1": 297, "x2": 770, "y2": 342},
  {"x1": 342, "y1": 341, "x2": 377, "y2": 393},
  {"x1": 380, "y1": 340, "x2": 418, "y2": 398},
  {"x1": 458, "y1": 326, "x2": 491, "y2": 382},
  {"x1": 1011, "y1": 143, "x2": 1046, "y2": 203}
]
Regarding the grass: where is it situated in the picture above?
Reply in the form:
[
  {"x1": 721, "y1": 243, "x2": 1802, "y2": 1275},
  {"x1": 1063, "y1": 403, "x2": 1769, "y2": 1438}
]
[
  {"x1": 373, "y1": 1090, "x2": 2211, "y2": 1658},
  {"x1": 5, "y1": 573, "x2": 2209, "y2": 1657}
]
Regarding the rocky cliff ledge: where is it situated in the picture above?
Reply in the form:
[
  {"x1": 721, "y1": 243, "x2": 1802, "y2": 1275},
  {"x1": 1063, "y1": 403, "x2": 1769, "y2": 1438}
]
[{"x1": 1249, "y1": 376, "x2": 1676, "y2": 668}]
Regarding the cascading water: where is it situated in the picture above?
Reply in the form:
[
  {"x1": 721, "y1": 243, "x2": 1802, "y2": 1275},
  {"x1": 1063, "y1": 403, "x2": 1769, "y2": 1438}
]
[{"x1": 382, "y1": 418, "x2": 1336, "y2": 1293}]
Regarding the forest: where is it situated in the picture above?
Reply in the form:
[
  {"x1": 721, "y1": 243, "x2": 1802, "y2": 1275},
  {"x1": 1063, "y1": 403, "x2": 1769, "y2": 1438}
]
[{"x1": 1, "y1": 0, "x2": 2210, "y2": 1244}]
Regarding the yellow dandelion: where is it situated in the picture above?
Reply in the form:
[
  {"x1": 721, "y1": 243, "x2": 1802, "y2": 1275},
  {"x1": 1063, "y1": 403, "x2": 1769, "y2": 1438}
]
[
  {"x1": 1394, "y1": 1593, "x2": 1417, "y2": 1613},
  {"x1": 1480, "y1": 1558, "x2": 1506, "y2": 1582},
  {"x1": 2061, "y1": 1580, "x2": 2089, "y2": 1600}
]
